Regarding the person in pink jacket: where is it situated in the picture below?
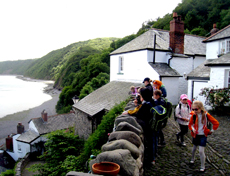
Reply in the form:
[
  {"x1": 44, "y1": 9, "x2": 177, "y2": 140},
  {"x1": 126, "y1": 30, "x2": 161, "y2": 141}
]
[{"x1": 188, "y1": 101, "x2": 219, "y2": 173}]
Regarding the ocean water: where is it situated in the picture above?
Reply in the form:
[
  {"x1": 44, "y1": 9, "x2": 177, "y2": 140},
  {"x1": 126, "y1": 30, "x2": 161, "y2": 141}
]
[{"x1": 0, "y1": 75, "x2": 52, "y2": 118}]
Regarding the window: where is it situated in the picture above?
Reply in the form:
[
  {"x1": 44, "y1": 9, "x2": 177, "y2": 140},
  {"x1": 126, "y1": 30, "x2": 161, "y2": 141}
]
[
  {"x1": 225, "y1": 70, "x2": 230, "y2": 88},
  {"x1": 118, "y1": 56, "x2": 124, "y2": 73},
  {"x1": 227, "y1": 40, "x2": 230, "y2": 53},
  {"x1": 220, "y1": 39, "x2": 230, "y2": 54}
]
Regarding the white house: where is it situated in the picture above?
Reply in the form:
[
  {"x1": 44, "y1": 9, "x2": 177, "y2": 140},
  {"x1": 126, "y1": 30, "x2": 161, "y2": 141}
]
[
  {"x1": 110, "y1": 12, "x2": 206, "y2": 104},
  {"x1": 5, "y1": 111, "x2": 76, "y2": 161},
  {"x1": 187, "y1": 24, "x2": 230, "y2": 104}
]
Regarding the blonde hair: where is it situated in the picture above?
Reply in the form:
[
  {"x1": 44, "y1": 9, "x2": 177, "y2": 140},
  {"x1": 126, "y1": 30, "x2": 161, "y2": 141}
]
[{"x1": 192, "y1": 101, "x2": 206, "y2": 124}]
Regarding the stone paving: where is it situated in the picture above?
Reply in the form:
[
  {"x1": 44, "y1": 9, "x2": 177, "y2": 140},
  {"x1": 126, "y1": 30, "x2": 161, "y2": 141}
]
[{"x1": 144, "y1": 114, "x2": 230, "y2": 176}]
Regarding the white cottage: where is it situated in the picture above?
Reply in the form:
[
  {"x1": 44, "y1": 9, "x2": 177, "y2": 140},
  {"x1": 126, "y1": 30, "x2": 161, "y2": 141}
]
[
  {"x1": 110, "y1": 12, "x2": 206, "y2": 104},
  {"x1": 5, "y1": 111, "x2": 76, "y2": 161},
  {"x1": 187, "y1": 24, "x2": 230, "y2": 104}
]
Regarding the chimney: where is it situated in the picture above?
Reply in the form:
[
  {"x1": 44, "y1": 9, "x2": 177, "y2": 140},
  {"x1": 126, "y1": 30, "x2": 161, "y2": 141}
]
[
  {"x1": 17, "y1": 122, "x2": 24, "y2": 134},
  {"x1": 41, "y1": 110, "x2": 48, "y2": 122},
  {"x1": 210, "y1": 23, "x2": 219, "y2": 35},
  {"x1": 169, "y1": 12, "x2": 185, "y2": 54},
  {"x1": 6, "y1": 135, "x2": 13, "y2": 151}
]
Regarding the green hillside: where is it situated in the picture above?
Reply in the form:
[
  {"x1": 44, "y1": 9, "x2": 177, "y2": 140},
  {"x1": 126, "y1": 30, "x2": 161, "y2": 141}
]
[
  {"x1": 24, "y1": 38, "x2": 116, "y2": 81},
  {"x1": 0, "y1": 59, "x2": 36, "y2": 75}
]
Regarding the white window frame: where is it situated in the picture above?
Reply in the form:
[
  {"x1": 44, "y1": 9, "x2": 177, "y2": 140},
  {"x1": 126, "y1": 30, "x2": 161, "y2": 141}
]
[
  {"x1": 118, "y1": 56, "x2": 124, "y2": 73},
  {"x1": 220, "y1": 39, "x2": 230, "y2": 54},
  {"x1": 224, "y1": 69, "x2": 230, "y2": 88},
  {"x1": 227, "y1": 40, "x2": 230, "y2": 53}
]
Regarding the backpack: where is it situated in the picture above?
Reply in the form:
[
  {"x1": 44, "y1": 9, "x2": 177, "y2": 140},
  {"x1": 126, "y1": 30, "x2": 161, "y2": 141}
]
[
  {"x1": 193, "y1": 113, "x2": 213, "y2": 131},
  {"x1": 174, "y1": 103, "x2": 190, "y2": 121},
  {"x1": 149, "y1": 105, "x2": 167, "y2": 131}
]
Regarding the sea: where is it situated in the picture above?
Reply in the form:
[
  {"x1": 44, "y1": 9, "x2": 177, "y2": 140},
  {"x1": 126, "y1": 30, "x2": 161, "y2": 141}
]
[{"x1": 0, "y1": 75, "x2": 52, "y2": 118}]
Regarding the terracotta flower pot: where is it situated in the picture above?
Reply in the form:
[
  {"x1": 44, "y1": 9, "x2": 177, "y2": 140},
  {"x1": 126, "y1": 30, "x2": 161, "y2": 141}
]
[{"x1": 92, "y1": 161, "x2": 120, "y2": 176}]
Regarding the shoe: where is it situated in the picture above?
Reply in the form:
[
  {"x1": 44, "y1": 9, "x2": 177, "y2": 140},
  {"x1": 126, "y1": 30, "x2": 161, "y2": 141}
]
[
  {"x1": 176, "y1": 133, "x2": 180, "y2": 141},
  {"x1": 151, "y1": 160, "x2": 156, "y2": 165},
  {"x1": 189, "y1": 160, "x2": 194, "y2": 165},
  {"x1": 181, "y1": 142, "x2": 186, "y2": 146},
  {"x1": 199, "y1": 168, "x2": 206, "y2": 172}
]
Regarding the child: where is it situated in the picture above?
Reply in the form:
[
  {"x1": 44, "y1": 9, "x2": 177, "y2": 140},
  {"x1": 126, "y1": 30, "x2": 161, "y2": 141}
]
[
  {"x1": 153, "y1": 90, "x2": 166, "y2": 146},
  {"x1": 175, "y1": 94, "x2": 190, "y2": 146},
  {"x1": 129, "y1": 86, "x2": 138, "y2": 95},
  {"x1": 188, "y1": 101, "x2": 219, "y2": 172},
  {"x1": 153, "y1": 80, "x2": 167, "y2": 98},
  {"x1": 122, "y1": 94, "x2": 142, "y2": 115},
  {"x1": 134, "y1": 88, "x2": 155, "y2": 166}
]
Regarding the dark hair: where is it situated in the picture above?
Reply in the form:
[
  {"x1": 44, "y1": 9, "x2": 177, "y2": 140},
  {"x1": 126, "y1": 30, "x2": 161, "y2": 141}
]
[
  {"x1": 154, "y1": 89, "x2": 162, "y2": 96},
  {"x1": 140, "y1": 88, "x2": 152, "y2": 101},
  {"x1": 135, "y1": 95, "x2": 142, "y2": 104}
]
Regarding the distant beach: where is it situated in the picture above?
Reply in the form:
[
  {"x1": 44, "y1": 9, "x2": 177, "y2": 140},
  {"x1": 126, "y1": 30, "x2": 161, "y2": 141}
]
[{"x1": 0, "y1": 76, "x2": 61, "y2": 146}]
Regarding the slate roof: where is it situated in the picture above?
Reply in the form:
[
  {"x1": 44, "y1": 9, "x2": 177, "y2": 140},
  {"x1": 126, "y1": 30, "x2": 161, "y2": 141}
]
[
  {"x1": 149, "y1": 63, "x2": 182, "y2": 77},
  {"x1": 186, "y1": 59, "x2": 214, "y2": 80},
  {"x1": 29, "y1": 112, "x2": 76, "y2": 135},
  {"x1": 203, "y1": 24, "x2": 230, "y2": 43},
  {"x1": 16, "y1": 129, "x2": 39, "y2": 143},
  {"x1": 110, "y1": 28, "x2": 206, "y2": 56},
  {"x1": 205, "y1": 52, "x2": 230, "y2": 66},
  {"x1": 73, "y1": 81, "x2": 142, "y2": 117}
]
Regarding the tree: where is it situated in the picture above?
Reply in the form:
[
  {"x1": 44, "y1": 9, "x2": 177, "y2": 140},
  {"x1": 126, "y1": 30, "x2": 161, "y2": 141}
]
[{"x1": 28, "y1": 127, "x2": 84, "y2": 176}]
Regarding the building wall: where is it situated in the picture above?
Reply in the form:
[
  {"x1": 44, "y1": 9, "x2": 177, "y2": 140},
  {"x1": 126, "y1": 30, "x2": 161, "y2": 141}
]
[
  {"x1": 29, "y1": 121, "x2": 39, "y2": 133},
  {"x1": 208, "y1": 66, "x2": 230, "y2": 88},
  {"x1": 170, "y1": 56, "x2": 193, "y2": 96},
  {"x1": 206, "y1": 41, "x2": 219, "y2": 59},
  {"x1": 7, "y1": 134, "x2": 30, "y2": 161},
  {"x1": 110, "y1": 50, "x2": 160, "y2": 83},
  {"x1": 73, "y1": 108, "x2": 92, "y2": 140},
  {"x1": 187, "y1": 80, "x2": 209, "y2": 108},
  {"x1": 147, "y1": 50, "x2": 170, "y2": 63},
  {"x1": 162, "y1": 77, "x2": 180, "y2": 105}
]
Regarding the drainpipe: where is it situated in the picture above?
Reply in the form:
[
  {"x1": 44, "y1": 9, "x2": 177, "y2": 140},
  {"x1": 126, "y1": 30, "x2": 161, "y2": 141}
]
[
  {"x1": 168, "y1": 54, "x2": 173, "y2": 66},
  {"x1": 153, "y1": 34, "x2": 156, "y2": 63},
  {"x1": 191, "y1": 81, "x2": 194, "y2": 103}
]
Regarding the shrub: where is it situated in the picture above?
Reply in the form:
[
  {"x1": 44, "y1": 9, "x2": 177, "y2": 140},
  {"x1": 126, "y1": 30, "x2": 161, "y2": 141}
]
[
  {"x1": 199, "y1": 86, "x2": 230, "y2": 110},
  {"x1": 62, "y1": 99, "x2": 128, "y2": 172}
]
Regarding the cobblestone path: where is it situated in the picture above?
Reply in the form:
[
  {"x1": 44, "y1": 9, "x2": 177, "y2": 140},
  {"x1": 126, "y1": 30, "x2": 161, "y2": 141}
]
[{"x1": 144, "y1": 115, "x2": 230, "y2": 176}]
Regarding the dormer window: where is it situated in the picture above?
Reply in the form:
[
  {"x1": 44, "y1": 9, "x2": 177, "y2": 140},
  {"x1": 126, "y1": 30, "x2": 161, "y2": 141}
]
[
  {"x1": 220, "y1": 39, "x2": 230, "y2": 54},
  {"x1": 118, "y1": 56, "x2": 124, "y2": 73}
]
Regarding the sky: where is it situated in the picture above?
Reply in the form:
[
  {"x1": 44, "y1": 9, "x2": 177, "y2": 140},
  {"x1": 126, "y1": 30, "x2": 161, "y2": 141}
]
[{"x1": 0, "y1": 0, "x2": 182, "y2": 62}]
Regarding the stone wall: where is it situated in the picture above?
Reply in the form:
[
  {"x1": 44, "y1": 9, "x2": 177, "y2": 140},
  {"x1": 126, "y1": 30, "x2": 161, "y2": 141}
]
[
  {"x1": 73, "y1": 108, "x2": 92, "y2": 140},
  {"x1": 15, "y1": 153, "x2": 30, "y2": 176},
  {"x1": 67, "y1": 100, "x2": 145, "y2": 176}
]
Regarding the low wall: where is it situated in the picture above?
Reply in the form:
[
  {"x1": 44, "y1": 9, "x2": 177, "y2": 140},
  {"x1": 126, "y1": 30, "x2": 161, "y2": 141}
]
[
  {"x1": 67, "y1": 99, "x2": 145, "y2": 176},
  {"x1": 15, "y1": 153, "x2": 30, "y2": 176}
]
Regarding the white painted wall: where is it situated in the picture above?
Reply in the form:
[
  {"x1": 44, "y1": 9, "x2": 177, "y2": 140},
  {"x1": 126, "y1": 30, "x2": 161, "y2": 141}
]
[
  {"x1": 206, "y1": 41, "x2": 219, "y2": 59},
  {"x1": 6, "y1": 134, "x2": 29, "y2": 161},
  {"x1": 162, "y1": 77, "x2": 180, "y2": 105},
  {"x1": 187, "y1": 80, "x2": 209, "y2": 108},
  {"x1": 208, "y1": 67, "x2": 230, "y2": 88},
  {"x1": 147, "y1": 50, "x2": 170, "y2": 63},
  {"x1": 29, "y1": 121, "x2": 39, "y2": 133},
  {"x1": 110, "y1": 50, "x2": 160, "y2": 83},
  {"x1": 194, "y1": 56, "x2": 206, "y2": 69}
]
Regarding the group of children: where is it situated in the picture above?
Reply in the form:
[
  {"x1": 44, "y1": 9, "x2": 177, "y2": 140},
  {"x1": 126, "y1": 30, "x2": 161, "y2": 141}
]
[{"x1": 127, "y1": 77, "x2": 219, "y2": 173}]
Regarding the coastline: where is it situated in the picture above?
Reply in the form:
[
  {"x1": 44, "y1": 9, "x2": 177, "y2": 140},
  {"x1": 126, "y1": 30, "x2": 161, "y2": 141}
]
[{"x1": 0, "y1": 75, "x2": 61, "y2": 146}]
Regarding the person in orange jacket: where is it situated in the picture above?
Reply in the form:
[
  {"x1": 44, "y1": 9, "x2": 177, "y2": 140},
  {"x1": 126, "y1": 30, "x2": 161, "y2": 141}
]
[{"x1": 188, "y1": 101, "x2": 219, "y2": 173}]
